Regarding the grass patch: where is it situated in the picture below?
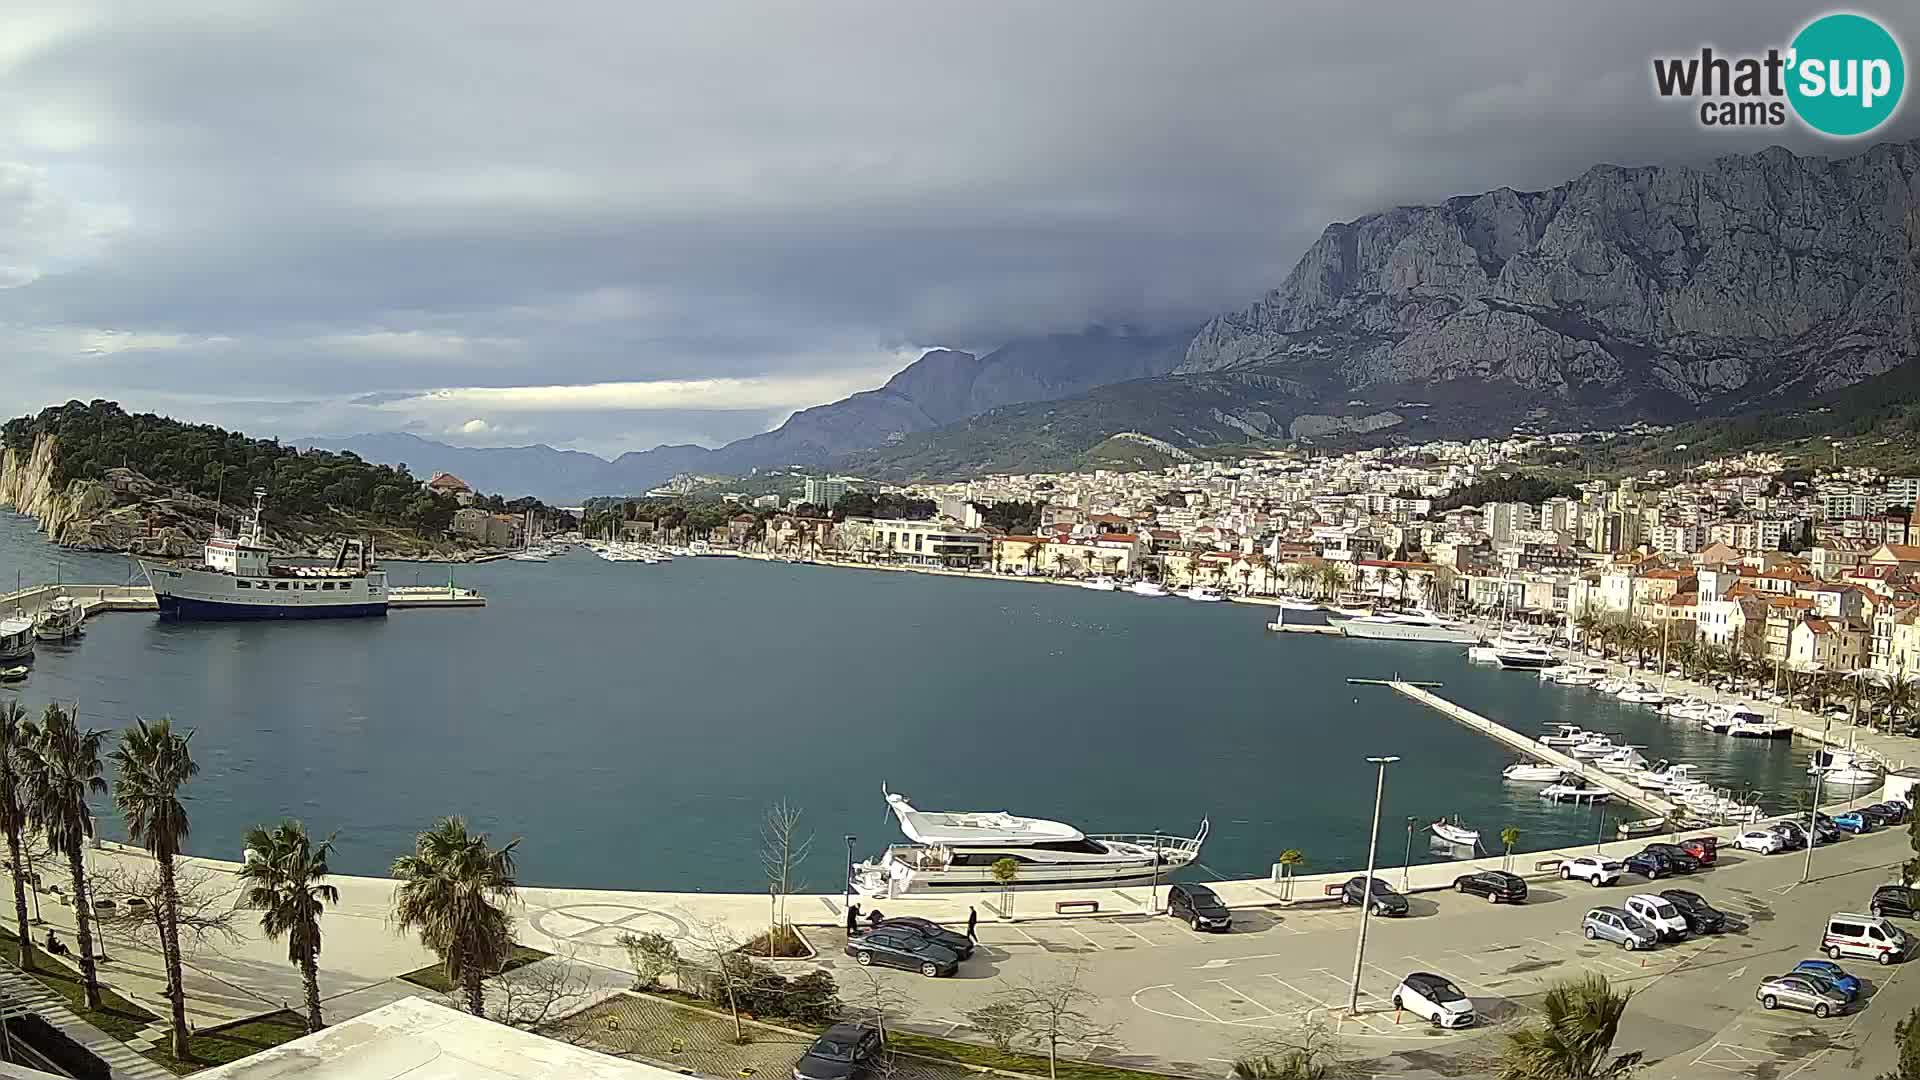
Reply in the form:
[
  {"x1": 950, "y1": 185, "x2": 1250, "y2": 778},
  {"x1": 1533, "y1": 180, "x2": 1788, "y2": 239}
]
[
  {"x1": 142, "y1": 1010, "x2": 310, "y2": 1074},
  {"x1": 736, "y1": 924, "x2": 812, "y2": 958},
  {"x1": 887, "y1": 1030, "x2": 1179, "y2": 1080},
  {"x1": 398, "y1": 944, "x2": 550, "y2": 994},
  {"x1": 22, "y1": 958, "x2": 157, "y2": 1042}
]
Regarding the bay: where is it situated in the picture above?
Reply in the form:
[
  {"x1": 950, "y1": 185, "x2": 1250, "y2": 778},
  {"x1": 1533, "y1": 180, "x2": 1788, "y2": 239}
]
[{"x1": 0, "y1": 512, "x2": 1813, "y2": 893}]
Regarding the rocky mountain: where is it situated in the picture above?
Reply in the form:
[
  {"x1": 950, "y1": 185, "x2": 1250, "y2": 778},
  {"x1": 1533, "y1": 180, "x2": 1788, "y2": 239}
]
[
  {"x1": 848, "y1": 138, "x2": 1920, "y2": 480},
  {"x1": 309, "y1": 326, "x2": 1192, "y2": 501}
]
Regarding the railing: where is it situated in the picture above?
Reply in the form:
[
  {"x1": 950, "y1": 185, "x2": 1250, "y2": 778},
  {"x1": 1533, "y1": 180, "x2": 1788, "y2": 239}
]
[{"x1": 1094, "y1": 820, "x2": 1210, "y2": 862}]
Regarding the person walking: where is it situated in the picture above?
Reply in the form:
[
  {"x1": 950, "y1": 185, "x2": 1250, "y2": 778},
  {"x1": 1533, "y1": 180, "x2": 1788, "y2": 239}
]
[
  {"x1": 966, "y1": 905, "x2": 978, "y2": 941},
  {"x1": 845, "y1": 902, "x2": 861, "y2": 936}
]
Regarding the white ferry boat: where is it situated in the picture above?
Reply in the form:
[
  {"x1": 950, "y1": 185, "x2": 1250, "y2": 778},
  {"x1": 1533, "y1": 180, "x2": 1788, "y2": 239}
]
[
  {"x1": 1331, "y1": 611, "x2": 1479, "y2": 644},
  {"x1": 0, "y1": 615, "x2": 33, "y2": 662},
  {"x1": 850, "y1": 790, "x2": 1207, "y2": 896},
  {"x1": 140, "y1": 491, "x2": 388, "y2": 620}
]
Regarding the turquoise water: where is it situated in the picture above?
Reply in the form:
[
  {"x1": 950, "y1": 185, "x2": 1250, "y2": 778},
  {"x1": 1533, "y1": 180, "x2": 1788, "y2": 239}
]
[{"x1": 0, "y1": 512, "x2": 1813, "y2": 892}]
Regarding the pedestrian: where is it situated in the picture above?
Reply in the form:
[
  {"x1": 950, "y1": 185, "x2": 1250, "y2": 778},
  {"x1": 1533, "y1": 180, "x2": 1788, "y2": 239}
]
[
  {"x1": 966, "y1": 905, "x2": 978, "y2": 941},
  {"x1": 846, "y1": 902, "x2": 860, "y2": 935},
  {"x1": 868, "y1": 908, "x2": 885, "y2": 928}
]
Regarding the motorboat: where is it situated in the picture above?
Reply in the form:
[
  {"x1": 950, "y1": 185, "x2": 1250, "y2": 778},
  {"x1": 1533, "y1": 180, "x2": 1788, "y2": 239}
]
[
  {"x1": 1594, "y1": 676, "x2": 1631, "y2": 695},
  {"x1": 1182, "y1": 586, "x2": 1225, "y2": 602},
  {"x1": 1700, "y1": 702, "x2": 1766, "y2": 734},
  {"x1": 1615, "y1": 682, "x2": 1671, "y2": 705},
  {"x1": 1539, "y1": 724, "x2": 1589, "y2": 748},
  {"x1": 1541, "y1": 665, "x2": 1607, "y2": 686},
  {"x1": 1808, "y1": 749, "x2": 1882, "y2": 787},
  {"x1": 31, "y1": 596, "x2": 85, "y2": 642},
  {"x1": 1469, "y1": 633, "x2": 1558, "y2": 670},
  {"x1": 1652, "y1": 764, "x2": 1705, "y2": 796},
  {"x1": 1539, "y1": 782, "x2": 1611, "y2": 803},
  {"x1": 1080, "y1": 576, "x2": 1119, "y2": 592},
  {"x1": 1430, "y1": 817, "x2": 1480, "y2": 846},
  {"x1": 1727, "y1": 721, "x2": 1794, "y2": 741},
  {"x1": 0, "y1": 666, "x2": 25, "y2": 683},
  {"x1": 0, "y1": 615, "x2": 32, "y2": 663},
  {"x1": 1568, "y1": 734, "x2": 1621, "y2": 759},
  {"x1": 506, "y1": 551, "x2": 550, "y2": 562},
  {"x1": 851, "y1": 790, "x2": 1208, "y2": 896},
  {"x1": 1660, "y1": 698, "x2": 1716, "y2": 722},
  {"x1": 1331, "y1": 611, "x2": 1479, "y2": 644},
  {"x1": 1276, "y1": 597, "x2": 1321, "y2": 612},
  {"x1": 1127, "y1": 580, "x2": 1169, "y2": 597},
  {"x1": 1502, "y1": 762, "x2": 1567, "y2": 783},
  {"x1": 1616, "y1": 818, "x2": 1668, "y2": 839},
  {"x1": 1595, "y1": 747, "x2": 1652, "y2": 775}
]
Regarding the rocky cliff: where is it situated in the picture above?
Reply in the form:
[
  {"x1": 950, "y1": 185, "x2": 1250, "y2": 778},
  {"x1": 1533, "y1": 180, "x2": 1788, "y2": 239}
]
[{"x1": 1179, "y1": 140, "x2": 1920, "y2": 415}]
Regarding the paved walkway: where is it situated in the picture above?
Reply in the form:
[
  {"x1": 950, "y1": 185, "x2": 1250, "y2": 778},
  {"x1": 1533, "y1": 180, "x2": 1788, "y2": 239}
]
[{"x1": 0, "y1": 961, "x2": 174, "y2": 1079}]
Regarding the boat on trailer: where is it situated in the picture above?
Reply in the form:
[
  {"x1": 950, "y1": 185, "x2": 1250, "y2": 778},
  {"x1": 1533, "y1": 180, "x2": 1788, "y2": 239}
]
[{"x1": 850, "y1": 789, "x2": 1207, "y2": 897}]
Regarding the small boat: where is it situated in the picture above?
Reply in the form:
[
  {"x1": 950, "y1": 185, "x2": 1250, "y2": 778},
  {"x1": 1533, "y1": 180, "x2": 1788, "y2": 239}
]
[
  {"x1": 1660, "y1": 698, "x2": 1716, "y2": 722},
  {"x1": 1615, "y1": 682, "x2": 1671, "y2": 705},
  {"x1": 1430, "y1": 816, "x2": 1480, "y2": 846},
  {"x1": 32, "y1": 596, "x2": 84, "y2": 642},
  {"x1": 1127, "y1": 580, "x2": 1169, "y2": 597},
  {"x1": 1502, "y1": 762, "x2": 1566, "y2": 783},
  {"x1": 1594, "y1": 677, "x2": 1630, "y2": 695},
  {"x1": 1182, "y1": 586, "x2": 1225, "y2": 602},
  {"x1": 0, "y1": 615, "x2": 32, "y2": 663},
  {"x1": 1539, "y1": 723, "x2": 1589, "y2": 748},
  {"x1": 1808, "y1": 749, "x2": 1882, "y2": 786},
  {"x1": 1080, "y1": 576, "x2": 1119, "y2": 592},
  {"x1": 507, "y1": 551, "x2": 550, "y2": 562},
  {"x1": 1728, "y1": 721, "x2": 1794, "y2": 740},
  {"x1": 1700, "y1": 702, "x2": 1765, "y2": 734},
  {"x1": 1276, "y1": 597, "x2": 1321, "y2": 612},
  {"x1": 0, "y1": 666, "x2": 26, "y2": 683},
  {"x1": 1616, "y1": 817, "x2": 1667, "y2": 839},
  {"x1": 1540, "y1": 782, "x2": 1611, "y2": 803},
  {"x1": 1568, "y1": 735, "x2": 1620, "y2": 759},
  {"x1": 1595, "y1": 747, "x2": 1651, "y2": 774}
]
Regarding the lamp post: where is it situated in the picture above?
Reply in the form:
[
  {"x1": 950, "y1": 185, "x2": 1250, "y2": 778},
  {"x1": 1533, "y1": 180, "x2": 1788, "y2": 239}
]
[
  {"x1": 1402, "y1": 817, "x2": 1418, "y2": 892},
  {"x1": 1349, "y1": 755, "x2": 1400, "y2": 1016},
  {"x1": 1803, "y1": 717, "x2": 1830, "y2": 884},
  {"x1": 1151, "y1": 828, "x2": 1163, "y2": 914},
  {"x1": 843, "y1": 835, "x2": 856, "y2": 913}
]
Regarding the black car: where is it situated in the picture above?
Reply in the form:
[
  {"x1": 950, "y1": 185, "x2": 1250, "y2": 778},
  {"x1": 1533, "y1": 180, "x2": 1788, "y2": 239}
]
[
  {"x1": 875, "y1": 916, "x2": 973, "y2": 959},
  {"x1": 845, "y1": 929, "x2": 959, "y2": 977},
  {"x1": 1864, "y1": 803, "x2": 1911, "y2": 826},
  {"x1": 1453, "y1": 870, "x2": 1528, "y2": 903},
  {"x1": 1342, "y1": 875, "x2": 1410, "y2": 916},
  {"x1": 1623, "y1": 849, "x2": 1677, "y2": 880},
  {"x1": 1767, "y1": 822, "x2": 1809, "y2": 850},
  {"x1": 1168, "y1": 883, "x2": 1233, "y2": 931},
  {"x1": 1873, "y1": 885, "x2": 1920, "y2": 920},
  {"x1": 1658, "y1": 888, "x2": 1728, "y2": 934},
  {"x1": 794, "y1": 1023, "x2": 885, "y2": 1080},
  {"x1": 1639, "y1": 844, "x2": 1701, "y2": 873}
]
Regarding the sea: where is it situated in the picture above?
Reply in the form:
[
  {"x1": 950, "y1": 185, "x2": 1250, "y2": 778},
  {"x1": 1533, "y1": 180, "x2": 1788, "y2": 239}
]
[{"x1": 0, "y1": 511, "x2": 1816, "y2": 893}]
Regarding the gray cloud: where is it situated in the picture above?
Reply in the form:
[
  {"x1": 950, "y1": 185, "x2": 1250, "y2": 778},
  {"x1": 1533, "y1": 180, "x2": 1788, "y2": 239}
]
[{"x1": 2, "y1": 0, "x2": 1915, "y2": 451}]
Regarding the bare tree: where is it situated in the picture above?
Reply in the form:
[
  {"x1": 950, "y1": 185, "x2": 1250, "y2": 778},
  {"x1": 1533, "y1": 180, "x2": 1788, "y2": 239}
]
[
  {"x1": 760, "y1": 801, "x2": 812, "y2": 950},
  {"x1": 90, "y1": 863, "x2": 241, "y2": 957},
  {"x1": 970, "y1": 967, "x2": 1118, "y2": 1080},
  {"x1": 1230, "y1": 1020, "x2": 1361, "y2": 1079},
  {"x1": 440, "y1": 945, "x2": 605, "y2": 1043},
  {"x1": 680, "y1": 916, "x2": 749, "y2": 1042}
]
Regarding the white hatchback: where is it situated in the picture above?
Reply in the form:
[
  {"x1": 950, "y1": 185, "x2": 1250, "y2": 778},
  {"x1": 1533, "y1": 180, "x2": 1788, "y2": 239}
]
[
  {"x1": 1393, "y1": 972, "x2": 1475, "y2": 1028},
  {"x1": 1734, "y1": 829, "x2": 1786, "y2": 854}
]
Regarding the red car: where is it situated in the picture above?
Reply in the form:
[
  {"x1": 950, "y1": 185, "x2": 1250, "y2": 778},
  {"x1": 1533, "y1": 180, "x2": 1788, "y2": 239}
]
[{"x1": 1680, "y1": 836, "x2": 1717, "y2": 866}]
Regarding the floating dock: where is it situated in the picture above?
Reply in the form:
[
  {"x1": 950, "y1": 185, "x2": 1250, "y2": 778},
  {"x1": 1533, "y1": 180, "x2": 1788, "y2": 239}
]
[{"x1": 1380, "y1": 680, "x2": 1677, "y2": 817}]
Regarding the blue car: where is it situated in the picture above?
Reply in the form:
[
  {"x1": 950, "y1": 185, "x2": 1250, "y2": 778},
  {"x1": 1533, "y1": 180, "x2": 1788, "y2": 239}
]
[
  {"x1": 1833, "y1": 812, "x2": 1874, "y2": 834},
  {"x1": 1792, "y1": 959, "x2": 1862, "y2": 1000}
]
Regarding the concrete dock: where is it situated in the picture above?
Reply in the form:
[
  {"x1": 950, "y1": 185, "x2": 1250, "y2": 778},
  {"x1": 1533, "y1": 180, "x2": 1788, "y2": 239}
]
[
  {"x1": 2, "y1": 581, "x2": 484, "y2": 616},
  {"x1": 1385, "y1": 680, "x2": 1678, "y2": 817}
]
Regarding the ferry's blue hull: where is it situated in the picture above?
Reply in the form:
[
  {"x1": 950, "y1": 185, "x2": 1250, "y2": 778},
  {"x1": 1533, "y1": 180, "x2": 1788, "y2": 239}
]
[{"x1": 156, "y1": 594, "x2": 388, "y2": 621}]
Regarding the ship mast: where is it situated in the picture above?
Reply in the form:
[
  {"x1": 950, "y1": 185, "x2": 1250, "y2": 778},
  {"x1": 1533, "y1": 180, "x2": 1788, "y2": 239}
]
[{"x1": 246, "y1": 488, "x2": 266, "y2": 546}]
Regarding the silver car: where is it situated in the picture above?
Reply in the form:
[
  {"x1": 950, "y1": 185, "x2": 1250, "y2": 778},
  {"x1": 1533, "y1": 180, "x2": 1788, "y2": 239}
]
[
  {"x1": 1583, "y1": 907, "x2": 1658, "y2": 951},
  {"x1": 1756, "y1": 973, "x2": 1849, "y2": 1018}
]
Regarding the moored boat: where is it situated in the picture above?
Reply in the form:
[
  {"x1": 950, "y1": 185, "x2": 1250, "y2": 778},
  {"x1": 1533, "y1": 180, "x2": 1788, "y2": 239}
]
[
  {"x1": 1502, "y1": 761, "x2": 1566, "y2": 782},
  {"x1": 31, "y1": 596, "x2": 84, "y2": 642},
  {"x1": 139, "y1": 490, "x2": 389, "y2": 620},
  {"x1": 1430, "y1": 816, "x2": 1480, "y2": 846},
  {"x1": 1808, "y1": 749, "x2": 1882, "y2": 786},
  {"x1": 1080, "y1": 576, "x2": 1119, "y2": 591},
  {"x1": 1330, "y1": 611, "x2": 1479, "y2": 644},
  {"x1": 1539, "y1": 781, "x2": 1611, "y2": 803},
  {"x1": 0, "y1": 615, "x2": 32, "y2": 663},
  {"x1": 1127, "y1": 580, "x2": 1169, "y2": 597},
  {"x1": 1181, "y1": 585, "x2": 1225, "y2": 602},
  {"x1": 0, "y1": 666, "x2": 26, "y2": 683}
]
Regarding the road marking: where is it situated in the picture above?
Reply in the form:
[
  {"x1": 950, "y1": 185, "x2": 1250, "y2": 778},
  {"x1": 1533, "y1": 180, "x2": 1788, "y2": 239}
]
[
  {"x1": 1194, "y1": 952, "x2": 1288, "y2": 970},
  {"x1": 1210, "y1": 981, "x2": 1279, "y2": 1017},
  {"x1": 1164, "y1": 988, "x2": 1227, "y2": 1024},
  {"x1": 1781, "y1": 1047, "x2": 1835, "y2": 1080},
  {"x1": 1726, "y1": 965, "x2": 1748, "y2": 981},
  {"x1": 1263, "y1": 973, "x2": 1333, "y2": 1009},
  {"x1": 1068, "y1": 926, "x2": 1104, "y2": 950},
  {"x1": 1114, "y1": 921, "x2": 1159, "y2": 946},
  {"x1": 1314, "y1": 967, "x2": 1384, "y2": 1003}
]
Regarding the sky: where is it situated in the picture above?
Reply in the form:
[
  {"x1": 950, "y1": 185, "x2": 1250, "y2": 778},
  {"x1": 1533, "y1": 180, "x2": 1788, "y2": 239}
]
[{"x1": 2, "y1": 1, "x2": 1916, "y2": 458}]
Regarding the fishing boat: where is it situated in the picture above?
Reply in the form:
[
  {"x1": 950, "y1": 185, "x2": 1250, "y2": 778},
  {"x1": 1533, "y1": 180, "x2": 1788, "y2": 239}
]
[
  {"x1": 1430, "y1": 816, "x2": 1480, "y2": 846},
  {"x1": 1808, "y1": 749, "x2": 1882, "y2": 786},
  {"x1": 139, "y1": 490, "x2": 388, "y2": 620},
  {"x1": 0, "y1": 666, "x2": 26, "y2": 683},
  {"x1": 1502, "y1": 762, "x2": 1567, "y2": 783},
  {"x1": 1616, "y1": 817, "x2": 1668, "y2": 839},
  {"x1": 0, "y1": 615, "x2": 31, "y2": 663},
  {"x1": 32, "y1": 596, "x2": 84, "y2": 642},
  {"x1": 850, "y1": 789, "x2": 1208, "y2": 896}
]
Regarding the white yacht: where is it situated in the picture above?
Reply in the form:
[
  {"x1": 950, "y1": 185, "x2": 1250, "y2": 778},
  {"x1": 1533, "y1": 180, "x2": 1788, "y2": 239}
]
[
  {"x1": 1469, "y1": 632, "x2": 1556, "y2": 669},
  {"x1": 1615, "y1": 682, "x2": 1671, "y2": 705},
  {"x1": 1182, "y1": 585, "x2": 1225, "y2": 602},
  {"x1": 1502, "y1": 762, "x2": 1567, "y2": 783},
  {"x1": 32, "y1": 596, "x2": 85, "y2": 642},
  {"x1": 1728, "y1": 720, "x2": 1793, "y2": 740},
  {"x1": 0, "y1": 615, "x2": 33, "y2": 663},
  {"x1": 1808, "y1": 749, "x2": 1881, "y2": 786},
  {"x1": 1276, "y1": 597, "x2": 1321, "y2": 612},
  {"x1": 1331, "y1": 611, "x2": 1479, "y2": 644},
  {"x1": 1080, "y1": 576, "x2": 1119, "y2": 592},
  {"x1": 1568, "y1": 734, "x2": 1620, "y2": 758},
  {"x1": 1700, "y1": 702, "x2": 1765, "y2": 734},
  {"x1": 1539, "y1": 781, "x2": 1611, "y2": 803},
  {"x1": 1543, "y1": 665, "x2": 1608, "y2": 686},
  {"x1": 1539, "y1": 723, "x2": 1589, "y2": 748},
  {"x1": 1660, "y1": 698, "x2": 1716, "y2": 722},
  {"x1": 850, "y1": 791, "x2": 1208, "y2": 896},
  {"x1": 1430, "y1": 817, "x2": 1480, "y2": 846},
  {"x1": 1127, "y1": 580, "x2": 1169, "y2": 597},
  {"x1": 1594, "y1": 676, "x2": 1631, "y2": 695},
  {"x1": 1594, "y1": 746, "x2": 1651, "y2": 775}
]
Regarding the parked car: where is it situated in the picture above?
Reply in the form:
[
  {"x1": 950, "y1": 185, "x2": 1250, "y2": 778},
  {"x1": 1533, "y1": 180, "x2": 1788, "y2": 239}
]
[
  {"x1": 1861, "y1": 803, "x2": 1909, "y2": 826},
  {"x1": 1824, "y1": 913, "x2": 1911, "y2": 966},
  {"x1": 1341, "y1": 875, "x2": 1409, "y2": 916},
  {"x1": 1733, "y1": 829, "x2": 1787, "y2": 855},
  {"x1": 1833, "y1": 812, "x2": 1874, "y2": 834},
  {"x1": 1452, "y1": 870, "x2": 1528, "y2": 904},
  {"x1": 1679, "y1": 836, "x2": 1718, "y2": 865},
  {"x1": 875, "y1": 917, "x2": 973, "y2": 960},
  {"x1": 1560, "y1": 856, "x2": 1624, "y2": 887},
  {"x1": 1392, "y1": 972, "x2": 1475, "y2": 1028},
  {"x1": 1623, "y1": 849, "x2": 1679, "y2": 880},
  {"x1": 794, "y1": 1023, "x2": 886, "y2": 1080},
  {"x1": 1583, "y1": 907, "x2": 1658, "y2": 951},
  {"x1": 1755, "y1": 973, "x2": 1849, "y2": 1017},
  {"x1": 1872, "y1": 885, "x2": 1919, "y2": 920},
  {"x1": 1877, "y1": 800, "x2": 1912, "y2": 824},
  {"x1": 1791, "y1": 959, "x2": 1862, "y2": 1001},
  {"x1": 1168, "y1": 883, "x2": 1233, "y2": 932},
  {"x1": 1768, "y1": 821, "x2": 1809, "y2": 848},
  {"x1": 1638, "y1": 844, "x2": 1701, "y2": 873},
  {"x1": 1659, "y1": 889, "x2": 1728, "y2": 934},
  {"x1": 845, "y1": 929, "x2": 960, "y2": 977},
  {"x1": 1624, "y1": 894, "x2": 1690, "y2": 941}
]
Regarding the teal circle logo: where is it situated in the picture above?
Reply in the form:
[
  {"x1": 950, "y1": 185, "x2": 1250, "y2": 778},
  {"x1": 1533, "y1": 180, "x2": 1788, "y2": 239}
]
[{"x1": 1787, "y1": 13, "x2": 1905, "y2": 136}]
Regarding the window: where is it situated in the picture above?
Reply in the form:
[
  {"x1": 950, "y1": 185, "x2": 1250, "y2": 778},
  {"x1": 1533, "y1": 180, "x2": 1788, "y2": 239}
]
[
  {"x1": 275, "y1": 582, "x2": 290, "y2": 591},
  {"x1": 321, "y1": 582, "x2": 334, "y2": 590},
  {"x1": 1869, "y1": 926, "x2": 1886, "y2": 941},
  {"x1": 236, "y1": 581, "x2": 251, "y2": 589},
  {"x1": 304, "y1": 583, "x2": 318, "y2": 590},
  {"x1": 1831, "y1": 922, "x2": 1864, "y2": 937}
]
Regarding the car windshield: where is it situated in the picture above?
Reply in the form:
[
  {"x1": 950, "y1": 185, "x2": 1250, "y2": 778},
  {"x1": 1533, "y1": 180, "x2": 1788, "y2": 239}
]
[
  {"x1": 1651, "y1": 902, "x2": 1678, "y2": 919},
  {"x1": 1425, "y1": 979, "x2": 1465, "y2": 1002},
  {"x1": 1620, "y1": 913, "x2": 1647, "y2": 931},
  {"x1": 1366, "y1": 878, "x2": 1393, "y2": 895},
  {"x1": 808, "y1": 1036, "x2": 856, "y2": 1061}
]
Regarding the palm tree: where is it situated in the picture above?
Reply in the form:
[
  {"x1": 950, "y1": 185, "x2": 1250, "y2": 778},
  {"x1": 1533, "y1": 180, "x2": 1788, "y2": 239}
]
[
  {"x1": 0, "y1": 703, "x2": 36, "y2": 972},
  {"x1": 1392, "y1": 567, "x2": 1414, "y2": 609},
  {"x1": 15, "y1": 704, "x2": 108, "y2": 1009},
  {"x1": 1880, "y1": 674, "x2": 1918, "y2": 736},
  {"x1": 1236, "y1": 562, "x2": 1253, "y2": 596},
  {"x1": 1669, "y1": 639, "x2": 1699, "y2": 680},
  {"x1": 1023, "y1": 543, "x2": 1043, "y2": 575},
  {"x1": 1499, "y1": 827, "x2": 1521, "y2": 872},
  {"x1": 1494, "y1": 973, "x2": 1642, "y2": 1080},
  {"x1": 238, "y1": 821, "x2": 339, "y2": 1033},
  {"x1": 1573, "y1": 611, "x2": 1600, "y2": 655},
  {"x1": 1275, "y1": 849, "x2": 1305, "y2": 900},
  {"x1": 392, "y1": 817, "x2": 520, "y2": 1016},
  {"x1": 1246, "y1": 553, "x2": 1270, "y2": 596},
  {"x1": 109, "y1": 717, "x2": 198, "y2": 1060}
]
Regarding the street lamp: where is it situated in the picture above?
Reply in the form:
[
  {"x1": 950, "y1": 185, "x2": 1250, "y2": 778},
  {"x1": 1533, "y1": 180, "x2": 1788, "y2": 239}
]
[
  {"x1": 843, "y1": 835, "x2": 856, "y2": 913},
  {"x1": 1402, "y1": 817, "x2": 1419, "y2": 892},
  {"x1": 1349, "y1": 755, "x2": 1400, "y2": 1016},
  {"x1": 1151, "y1": 828, "x2": 1163, "y2": 914},
  {"x1": 1803, "y1": 718, "x2": 1831, "y2": 884}
]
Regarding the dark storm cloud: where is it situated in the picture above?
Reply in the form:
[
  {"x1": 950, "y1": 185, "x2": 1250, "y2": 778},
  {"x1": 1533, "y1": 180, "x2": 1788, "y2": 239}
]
[{"x1": 1, "y1": 1, "x2": 1914, "y2": 450}]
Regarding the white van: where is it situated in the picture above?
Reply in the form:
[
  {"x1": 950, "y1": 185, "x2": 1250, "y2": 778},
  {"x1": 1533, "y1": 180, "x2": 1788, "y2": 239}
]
[
  {"x1": 1625, "y1": 894, "x2": 1689, "y2": 941},
  {"x1": 1824, "y1": 913, "x2": 1910, "y2": 966}
]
